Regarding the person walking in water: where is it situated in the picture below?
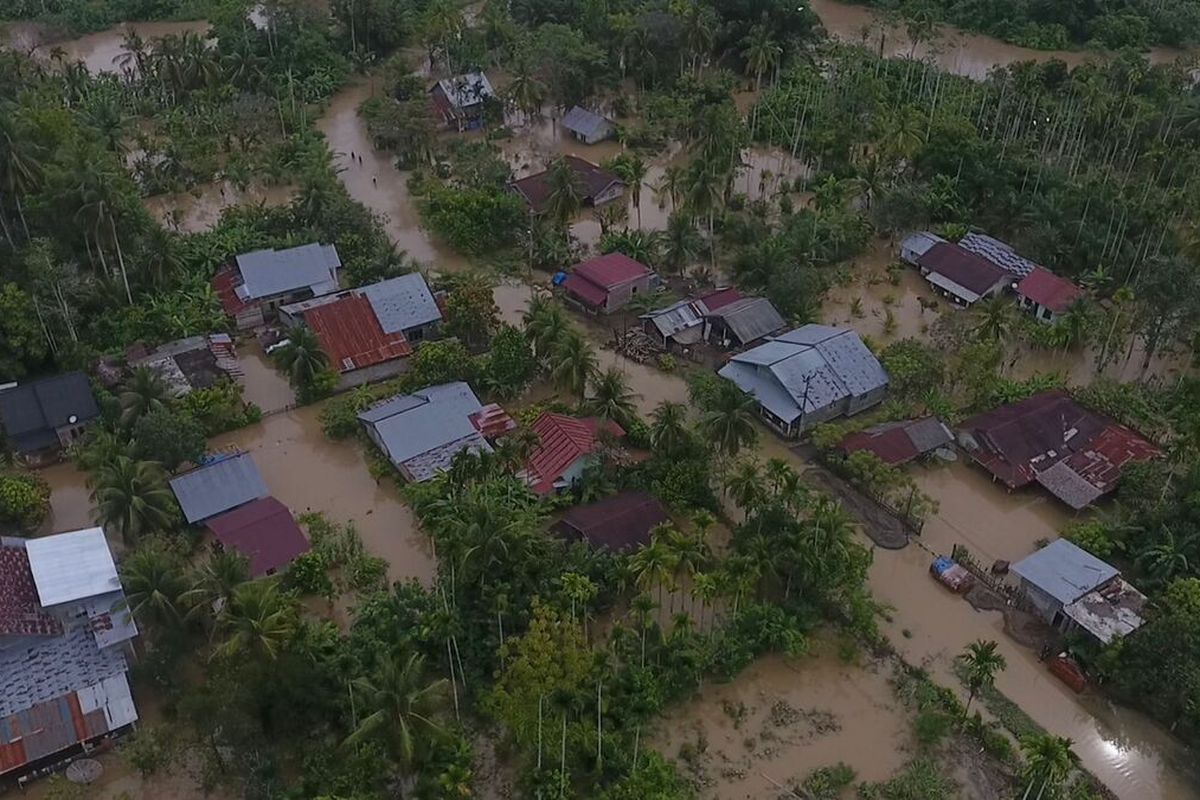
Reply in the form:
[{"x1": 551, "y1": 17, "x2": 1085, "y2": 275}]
[
  {"x1": 350, "y1": 150, "x2": 356, "y2": 161},
  {"x1": 372, "y1": 176, "x2": 377, "y2": 186}
]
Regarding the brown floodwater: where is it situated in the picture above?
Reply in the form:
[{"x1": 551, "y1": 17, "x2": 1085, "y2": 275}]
[
  {"x1": 144, "y1": 181, "x2": 296, "y2": 234},
  {"x1": 235, "y1": 341, "x2": 296, "y2": 414},
  {"x1": 808, "y1": 0, "x2": 1191, "y2": 80},
  {"x1": 40, "y1": 460, "x2": 96, "y2": 535},
  {"x1": 652, "y1": 646, "x2": 908, "y2": 796},
  {"x1": 822, "y1": 239, "x2": 939, "y2": 344},
  {"x1": 8, "y1": 20, "x2": 213, "y2": 74},
  {"x1": 213, "y1": 404, "x2": 434, "y2": 585},
  {"x1": 317, "y1": 79, "x2": 469, "y2": 272}
]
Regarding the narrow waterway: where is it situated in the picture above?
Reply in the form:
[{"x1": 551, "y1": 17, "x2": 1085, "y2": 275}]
[{"x1": 808, "y1": 0, "x2": 1191, "y2": 80}]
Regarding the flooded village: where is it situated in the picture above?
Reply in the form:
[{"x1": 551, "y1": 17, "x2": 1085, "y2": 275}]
[{"x1": 3, "y1": 0, "x2": 1200, "y2": 799}]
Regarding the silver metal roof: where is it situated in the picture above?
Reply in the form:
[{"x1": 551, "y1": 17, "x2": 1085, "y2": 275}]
[
  {"x1": 900, "y1": 231, "x2": 945, "y2": 260},
  {"x1": 561, "y1": 106, "x2": 614, "y2": 140},
  {"x1": 235, "y1": 243, "x2": 341, "y2": 300},
  {"x1": 641, "y1": 299, "x2": 702, "y2": 339},
  {"x1": 435, "y1": 72, "x2": 495, "y2": 109},
  {"x1": 169, "y1": 453, "x2": 269, "y2": 524},
  {"x1": 24, "y1": 528, "x2": 120, "y2": 608},
  {"x1": 959, "y1": 232, "x2": 1037, "y2": 278},
  {"x1": 357, "y1": 382, "x2": 490, "y2": 480},
  {"x1": 710, "y1": 297, "x2": 786, "y2": 344},
  {"x1": 360, "y1": 273, "x2": 443, "y2": 334},
  {"x1": 1011, "y1": 539, "x2": 1119, "y2": 605}
]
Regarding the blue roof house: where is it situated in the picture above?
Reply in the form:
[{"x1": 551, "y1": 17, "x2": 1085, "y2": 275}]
[
  {"x1": 168, "y1": 452, "x2": 269, "y2": 524},
  {"x1": 561, "y1": 106, "x2": 615, "y2": 145},
  {"x1": 717, "y1": 325, "x2": 888, "y2": 438}
]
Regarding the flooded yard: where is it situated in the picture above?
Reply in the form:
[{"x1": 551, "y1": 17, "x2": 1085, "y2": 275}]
[
  {"x1": 145, "y1": 181, "x2": 296, "y2": 233},
  {"x1": 236, "y1": 342, "x2": 296, "y2": 414},
  {"x1": 652, "y1": 647, "x2": 909, "y2": 796},
  {"x1": 822, "y1": 241, "x2": 940, "y2": 344}
]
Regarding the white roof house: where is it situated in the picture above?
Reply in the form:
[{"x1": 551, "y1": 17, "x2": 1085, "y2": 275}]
[{"x1": 24, "y1": 527, "x2": 121, "y2": 608}]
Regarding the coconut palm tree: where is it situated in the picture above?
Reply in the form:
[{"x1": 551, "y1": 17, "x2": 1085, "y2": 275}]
[
  {"x1": 549, "y1": 330, "x2": 598, "y2": 403},
  {"x1": 585, "y1": 367, "x2": 640, "y2": 428},
  {"x1": 0, "y1": 108, "x2": 45, "y2": 244},
  {"x1": 654, "y1": 164, "x2": 685, "y2": 211},
  {"x1": 213, "y1": 579, "x2": 296, "y2": 662},
  {"x1": 345, "y1": 650, "x2": 449, "y2": 776},
  {"x1": 183, "y1": 550, "x2": 251, "y2": 622},
  {"x1": 972, "y1": 295, "x2": 1017, "y2": 343},
  {"x1": 523, "y1": 295, "x2": 569, "y2": 362},
  {"x1": 684, "y1": 161, "x2": 724, "y2": 267},
  {"x1": 666, "y1": 528, "x2": 709, "y2": 615},
  {"x1": 120, "y1": 544, "x2": 189, "y2": 637},
  {"x1": 609, "y1": 154, "x2": 648, "y2": 228},
  {"x1": 649, "y1": 401, "x2": 689, "y2": 455},
  {"x1": 630, "y1": 531, "x2": 677, "y2": 609},
  {"x1": 90, "y1": 456, "x2": 177, "y2": 543},
  {"x1": 660, "y1": 213, "x2": 703, "y2": 276},
  {"x1": 725, "y1": 458, "x2": 763, "y2": 510},
  {"x1": 275, "y1": 325, "x2": 330, "y2": 390},
  {"x1": 544, "y1": 157, "x2": 585, "y2": 232},
  {"x1": 503, "y1": 50, "x2": 546, "y2": 124},
  {"x1": 1019, "y1": 734, "x2": 1078, "y2": 800},
  {"x1": 120, "y1": 365, "x2": 171, "y2": 427},
  {"x1": 960, "y1": 639, "x2": 1007, "y2": 716},
  {"x1": 698, "y1": 381, "x2": 758, "y2": 458},
  {"x1": 691, "y1": 571, "x2": 720, "y2": 632}
]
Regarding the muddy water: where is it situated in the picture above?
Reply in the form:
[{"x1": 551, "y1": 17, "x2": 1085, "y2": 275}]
[
  {"x1": 317, "y1": 80, "x2": 469, "y2": 272},
  {"x1": 212, "y1": 404, "x2": 435, "y2": 585},
  {"x1": 14, "y1": 20, "x2": 212, "y2": 74},
  {"x1": 653, "y1": 647, "x2": 908, "y2": 796},
  {"x1": 809, "y1": 0, "x2": 1189, "y2": 80},
  {"x1": 145, "y1": 181, "x2": 296, "y2": 233},
  {"x1": 39, "y1": 461, "x2": 96, "y2": 533},
  {"x1": 236, "y1": 343, "x2": 296, "y2": 414},
  {"x1": 822, "y1": 240, "x2": 940, "y2": 344}
]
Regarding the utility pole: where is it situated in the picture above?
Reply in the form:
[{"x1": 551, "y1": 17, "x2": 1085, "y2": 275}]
[{"x1": 795, "y1": 371, "x2": 816, "y2": 436}]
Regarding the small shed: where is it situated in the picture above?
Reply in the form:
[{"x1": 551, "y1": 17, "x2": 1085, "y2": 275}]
[
  {"x1": 840, "y1": 417, "x2": 953, "y2": 466},
  {"x1": 562, "y1": 253, "x2": 652, "y2": 315},
  {"x1": 703, "y1": 296, "x2": 787, "y2": 349},
  {"x1": 552, "y1": 491, "x2": 670, "y2": 552},
  {"x1": 561, "y1": 106, "x2": 615, "y2": 145}
]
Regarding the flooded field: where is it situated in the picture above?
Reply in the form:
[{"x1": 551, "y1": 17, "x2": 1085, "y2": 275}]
[
  {"x1": 652, "y1": 648, "x2": 909, "y2": 797},
  {"x1": 822, "y1": 240, "x2": 940, "y2": 344},
  {"x1": 317, "y1": 79, "x2": 469, "y2": 272},
  {"x1": 145, "y1": 181, "x2": 296, "y2": 233},
  {"x1": 809, "y1": 0, "x2": 1191, "y2": 81},
  {"x1": 212, "y1": 404, "x2": 434, "y2": 585},
  {"x1": 4, "y1": 20, "x2": 211, "y2": 73}
]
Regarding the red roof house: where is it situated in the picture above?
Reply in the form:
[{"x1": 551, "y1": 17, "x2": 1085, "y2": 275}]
[
  {"x1": 552, "y1": 491, "x2": 670, "y2": 552},
  {"x1": 917, "y1": 242, "x2": 1010, "y2": 306},
  {"x1": 1017, "y1": 267, "x2": 1084, "y2": 322},
  {"x1": 0, "y1": 546, "x2": 63, "y2": 638},
  {"x1": 509, "y1": 156, "x2": 626, "y2": 214},
  {"x1": 841, "y1": 417, "x2": 953, "y2": 466},
  {"x1": 304, "y1": 295, "x2": 413, "y2": 374},
  {"x1": 523, "y1": 412, "x2": 625, "y2": 494},
  {"x1": 205, "y1": 496, "x2": 311, "y2": 576},
  {"x1": 562, "y1": 253, "x2": 653, "y2": 314},
  {"x1": 958, "y1": 391, "x2": 1160, "y2": 509}
]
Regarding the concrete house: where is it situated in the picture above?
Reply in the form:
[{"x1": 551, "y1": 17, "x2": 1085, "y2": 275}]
[
  {"x1": 916, "y1": 242, "x2": 1009, "y2": 307},
  {"x1": 521, "y1": 412, "x2": 625, "y2": 495},
  {"x1": 718, "y1": 325, "x2": 889, "y2": 438},
  {"x1": 357, "y1": 382, "x2": 496, "y2": 482},
  {"x1": 509, "y1": 156, "x2": 626, "y2": 214},
  {"x1": 0, "y1": 372, "x2": 100, "y2": 464},
  {"x1": 561, "y1": 106, "x2": 615, "y2": 145},
  {"x1": 212, "y1": 243, "x2": 341, "y2": 330},
  {"x1": 0, "y1": 528, "x2": 138, "y2": 778},
  {"x1": 430, "y1": 72, "x2": 495, "y2": 131},
  {"x1": 1016, "y1": 267, "x2": 1084, "y2": 324},
  {"x1": 280, "y1": 273, "x2": 443, "y2": 390},
  {"x1": 1011, "y1": 539, "x2": 1147, "y2": 644},
  {"x1": 563, "y1": 253, "x2": 652, "y2": 315}
]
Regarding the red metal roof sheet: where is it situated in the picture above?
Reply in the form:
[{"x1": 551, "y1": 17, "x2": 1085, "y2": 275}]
[
  {"x1": 553, "y1": 491, "x2": 670, "y2": 552},
  {"x1": 469, "y1": 403, "x2": 517, "y2": 439},
  {"x1": 304, "y1": 295, "x2": 412, "y2": 373},
  {"x1": 525, "y1": 412, "x2": 624, "y2": 494},
  {"x1": 562, "y1": 273, "x2": 609, "y2": 308},
  {"x1": 695, "y1": 286, "x2": 742, "y2": 313},
  {"x1": 0, "y1": 546, "x2": 62, "y2": 638},
  {"x1": 205, "y1": 496, "x2": 311, "y2": 576},
  {"x1": 918, "y1": 242, "x2": 1008, "y2": 295},
  {"x1": 212, "y1": 266, "x2": 253, "y2": 316},
  {"x1": 572, "y1": 252, "x2": 651, "y2": 289},
  {"x1": 1017, "y1": 267, "x2": 1084, "y2": 313},
  {"x1": 1062, "y1": 424, "x2": 1161, "y2": 493},
  {"x1": 841, "y1": 426, "x2": 920, "y2": 466}
]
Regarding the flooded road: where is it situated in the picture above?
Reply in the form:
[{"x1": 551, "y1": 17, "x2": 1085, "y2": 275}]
[
  {"x1": 212, "y1": 404, "x2": 434, "y2": 585},
  {"x1": 653, "y1": 647, "x2": 908, "y2": 796},
  {"x1": 317, "y1": 79, "x2": 469, "y2": 272},
  {"x1": 809, "y1": 0, "x2": 1190, "y2": 80}
]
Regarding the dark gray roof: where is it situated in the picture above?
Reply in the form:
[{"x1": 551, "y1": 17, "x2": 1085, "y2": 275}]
[
  {"x1": 360, "y1": 273, "x2": 443, "y2": 334},
  {"x1": 168, "y1": 453, "x2": 269, "y2": 524},
  {"x1": 709, "y1": 297, "x2": 786, "y2": 344},
  {"x1": 357, "y1": 382, "x2": 491, "y2": 481},
  {"x1": 903, "y1": 416, "x2": 954, "y2": 453},
  {"x1": 561, "y1": 106, "x2": 614, "y2": 140},
  {"x1": 959, "y1": 233, "x2": 1037, "y2": 278},
  {"x1": 235, "y1": 243, "x2": 341, "y2": 300},
  {"x1": 0, "y1": 372, "x2": 99, "y2": 453},
  {"x1": 719, "y1": 326, "x2": 888, "y2": 424},
  {"x1": 1012, "y1": 539, "x2": 1118, "y2": 605}
]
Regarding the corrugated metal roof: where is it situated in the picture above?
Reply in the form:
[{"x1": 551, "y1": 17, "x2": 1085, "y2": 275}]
[
  {"x1": 469, "y1": 404, "x2": 517, "y2": 439},
  {"x1": 235, "y1": 243, "x2": 341, "y2": 300},
  {"x1": 0, "y1": 372, "x2": 99, "y2": 453},
  {"x1": 573, "y1": 252, "x2": 651, "y2": 288},
  {"x1": 525, "y1": 412, "x2": 623, "y2": 494},
  {"x1": 361, "y1": 272, "x2": 443, "y2": 333},
  {"x1": 169, "y1": 453, "x2": 269, "y2": 524},
  {"x1": 640, "y1": 299, "x2": 702, "y2": 339},
  {"x1": 561, "y1": 106, "x2": 614, "y2": 140},
  {"x1": 357, "y1": 382, "x2": 488, "y2": 479},
  {"x1": 900, "y1": 231, "x2": 945, "y2": 260},
  {"x1": 960, "y1": 232, "x2": 1038, "y2": 278},
  {"x1": 1062, "y1": 577, "x2": 1147, "y2": 644},
  {"x1": 1012, "y1": 539, "x2": 1118, "y2": 605},
  {"x1": 918, "y1": 242, "x2": 1008, "y2": 295},
  {"x1": 694, "y1": 286, "x2": 742, "y2": 313},
  {"x1": 1017, "y1": 267, "x2": 1083, "y2": 313},
  {"x1": 710, "y1": 297, "x2": 786, "y2": 344},
  {"x1": 553, "y1": 491, "x2": 669, "y2": 552},
  {"x1": 24, "y1": 529, "x2": 120, "y2": 608},
  {"x1": 206, "y1": 497, "x2": 310, "y2": 576},
  {"x1": 433, "y1": 72, "x2": 495, "y2": 110},
  {"x1": 563, "y1": 273, "x2": 609, "y2": 307},
  {"x1": 304, "y1": 295, "x2": 412, "y2": 373},
  {"x1": 510, "y1": 156, "x2": 625, "y2": 213}
]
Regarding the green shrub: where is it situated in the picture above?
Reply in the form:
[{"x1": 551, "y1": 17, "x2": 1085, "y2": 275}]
[{"x1": 0, "y1": 471, "x2": 51, "y2": 530}]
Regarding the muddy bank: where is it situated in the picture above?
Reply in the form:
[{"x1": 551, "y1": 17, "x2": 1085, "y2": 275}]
[
  {"x1": 212, "y1": 404, "x2": 434, "y2": 585},
  {"x1": 652, "y1": 648, "x2": 908, "y2": 796},
  {"x1": 809, "y1": 0, "x2": 1191, "y2": 81}
]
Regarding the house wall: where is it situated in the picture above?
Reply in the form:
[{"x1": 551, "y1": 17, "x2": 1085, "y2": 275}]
[
  {"x1": 846, "y1": 384, "x2": 888, "y2": 416},
  {"x1": 592, "y1": 183, "x2": 625, "y2": 207},
  {"x1": 336, "y1": 358, "x2": 410, "y2": 392},
  {"x1": 234, "y1": 306, "x2": 266, "y2": 330},
  {"x1": 604, "y1": 275, "x2": 651, "y2": 313},
  {"x1": 1018, "y1": 296, "x2": 1056, "y2": 323},
  {"x1": 557, "y1": 455, "x2": 592, "y2": 490},
  {"x1": 362, "y1": 421, "x2": 390, "y2": 460},
  {"x1": 1020, "y1": 579, "x2": 1064, "y2": 624},
  {"x1": 55, "y1": 421, "x2": 93, "y2": 449}
]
